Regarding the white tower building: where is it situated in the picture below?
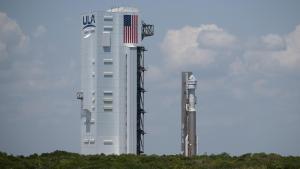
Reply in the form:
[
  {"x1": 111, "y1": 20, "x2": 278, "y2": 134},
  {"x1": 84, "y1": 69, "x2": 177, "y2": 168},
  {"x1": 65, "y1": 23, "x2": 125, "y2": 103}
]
[{"x1": 77, "y1": 7, "x2": 154, "y2": 155}]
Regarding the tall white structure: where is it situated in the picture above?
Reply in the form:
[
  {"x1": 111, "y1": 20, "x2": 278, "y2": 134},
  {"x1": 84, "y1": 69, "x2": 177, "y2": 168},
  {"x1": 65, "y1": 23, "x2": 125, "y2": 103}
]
[
  {"x1": 77, "y1": 7, "x2": 154, "y2": 155},
  {"x1": 181, "y1": 72, "x2": 198, "y2": 157}
]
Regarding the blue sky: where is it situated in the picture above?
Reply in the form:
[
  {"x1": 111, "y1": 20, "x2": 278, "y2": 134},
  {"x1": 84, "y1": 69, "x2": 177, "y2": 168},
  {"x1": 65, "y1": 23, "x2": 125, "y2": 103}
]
[{"x1": 0, "y1": 0, "x2": 300, "y2": 156}]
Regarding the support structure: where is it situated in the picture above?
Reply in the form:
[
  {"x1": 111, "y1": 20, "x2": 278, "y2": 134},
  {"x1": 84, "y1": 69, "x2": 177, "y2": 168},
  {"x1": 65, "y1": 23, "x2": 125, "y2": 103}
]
[
  {"x1": 136, "y1": 46, "x2": 146, "y2": 155},
  {"x1": 136, "y1": 21, "x2": 153, "y2": 155},
  {"x1": 141, "y1": 22, "x2": 154, "y2": 40}
]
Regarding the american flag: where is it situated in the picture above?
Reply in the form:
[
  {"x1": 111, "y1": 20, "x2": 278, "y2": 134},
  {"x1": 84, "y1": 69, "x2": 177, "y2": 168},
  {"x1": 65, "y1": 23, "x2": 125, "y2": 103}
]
[{"x1": 124, "y1": 15, "x2": 138, "y2": 43}]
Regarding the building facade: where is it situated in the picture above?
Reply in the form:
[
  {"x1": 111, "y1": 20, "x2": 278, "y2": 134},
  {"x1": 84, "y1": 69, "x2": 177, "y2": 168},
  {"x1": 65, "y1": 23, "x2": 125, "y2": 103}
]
[{"x1": 77, "y1": 7, "x2": 153, "y2": 155}]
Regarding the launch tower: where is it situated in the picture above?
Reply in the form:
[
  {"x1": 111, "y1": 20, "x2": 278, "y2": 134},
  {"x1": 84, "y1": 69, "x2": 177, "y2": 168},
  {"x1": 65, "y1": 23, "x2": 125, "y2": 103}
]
[{"x1": 77, "y1": 7, "x2": 154, "y2": 155}]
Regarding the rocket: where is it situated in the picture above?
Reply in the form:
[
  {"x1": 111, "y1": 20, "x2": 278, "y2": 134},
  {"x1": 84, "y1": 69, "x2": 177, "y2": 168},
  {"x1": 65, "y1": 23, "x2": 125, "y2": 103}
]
[{"x1": 181, "y1": 72, "x2": 197, "y2": 157}]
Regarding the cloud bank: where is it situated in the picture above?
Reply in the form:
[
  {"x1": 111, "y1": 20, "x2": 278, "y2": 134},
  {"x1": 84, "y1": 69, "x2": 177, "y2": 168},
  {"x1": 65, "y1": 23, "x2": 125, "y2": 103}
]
[
  {"x1": 0, "y1": 12, "x2": 29, "y2": 62},
  {"x1": 161, "y1": 24, "x2": 236, "y2": 70},
  {"x1": 0, "y1": 11, "x2": 79, "y2": 155},
  {"x1": 160, "y1": 24, "x2": 300, "y2": 76}
]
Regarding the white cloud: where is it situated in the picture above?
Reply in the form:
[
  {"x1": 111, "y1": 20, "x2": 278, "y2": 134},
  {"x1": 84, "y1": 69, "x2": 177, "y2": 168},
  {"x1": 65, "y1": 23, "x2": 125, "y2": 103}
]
[
  {"x1": 161, "y1": 24, "x2": 236, "y2": 70},
  {"x1": 197, "y1": 25, "x2": 236, "y2": 49},
  {"x1": 230, "y1": 24, "x2": 300, "y2": 75},
  {"x1": 261, "y1": 34, "x2": 285, "y2": 50},
  {"x1": 158, "y1": 23, "x2": 300, "y2": 76},
  {"x1": 160, "y1": 23, "x2": 300, "y2": 100},
  {"x1": 0, "y1": 12, "x2": 71, "y2": 93},
  {"x1": 33, "y1": 25, "x2": 47, "y2": 38},
  {"x1": 0, "y1": 12, "x2": 29, "y2": 62},
  {"x1": 273, "y1": 25, "x2": 300, "y2": 69}
]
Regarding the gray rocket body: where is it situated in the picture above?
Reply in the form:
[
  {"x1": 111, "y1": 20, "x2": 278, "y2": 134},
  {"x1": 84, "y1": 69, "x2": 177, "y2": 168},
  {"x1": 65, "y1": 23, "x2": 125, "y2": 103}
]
[{"x1": 181, "y1": 72, "x2": 197, "y2": 157}]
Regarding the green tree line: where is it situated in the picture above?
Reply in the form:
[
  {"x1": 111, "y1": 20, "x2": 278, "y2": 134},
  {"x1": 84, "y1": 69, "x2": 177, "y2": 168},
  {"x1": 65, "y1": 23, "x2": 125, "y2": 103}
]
[{"x1": 0, "y1": 151, "x2": 300, "y2": 169}]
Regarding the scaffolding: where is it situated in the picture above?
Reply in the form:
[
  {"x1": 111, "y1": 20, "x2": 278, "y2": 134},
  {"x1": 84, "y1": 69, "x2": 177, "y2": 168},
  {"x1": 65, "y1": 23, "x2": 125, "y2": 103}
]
[
  {"x1": 141, "y1": 21, "x2": 154, "y2": 40},
  {"x1": 136, "y1": 21, "x2": 154, "y2": 155},
  {"x1": 136, "y1": 46, "x2": 146, "y2": 155}
]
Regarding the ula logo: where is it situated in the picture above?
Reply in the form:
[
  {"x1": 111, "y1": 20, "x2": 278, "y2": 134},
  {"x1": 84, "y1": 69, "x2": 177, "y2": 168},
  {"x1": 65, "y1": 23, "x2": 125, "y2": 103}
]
[{"x1": 82, "y1": 15, "x2": 96, "y2": 29}]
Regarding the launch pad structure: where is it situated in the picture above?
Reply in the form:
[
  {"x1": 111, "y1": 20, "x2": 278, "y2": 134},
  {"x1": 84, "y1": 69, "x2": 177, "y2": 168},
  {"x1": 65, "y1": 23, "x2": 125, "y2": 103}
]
[{"x1": 77, "y1": 7, "x2": 153, "y2": 155}]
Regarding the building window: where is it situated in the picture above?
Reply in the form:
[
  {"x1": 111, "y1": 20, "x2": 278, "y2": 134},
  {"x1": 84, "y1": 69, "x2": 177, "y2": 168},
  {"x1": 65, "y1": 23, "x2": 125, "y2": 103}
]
[
  {"x1": 103, "y1": 91, "x2": 113, "y2": 96},
  {"x1": 104, "y1": 16, "x2": 113, "y2": 21},
  {"x1": 103, "y1": 106, "x2": 113, "y2": 112},
  {"x1": 104, "y1": 100, "x2": 113, "y2": 104},
  {"x1": 104, "y1": 26, "x2": 113, "y2": 31},
  {"x1": 104, "y1": 72, "x2": 113, "y2": 78},
  {"x1": 104, "y1": 59, "x2": 113, "y2": 65},
  {"x1": 103, "y1": 47, "x2": 111, "y2": 52},
  {"x1": 103, "y1": 140, "x2": 113, "y2": 145}
]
